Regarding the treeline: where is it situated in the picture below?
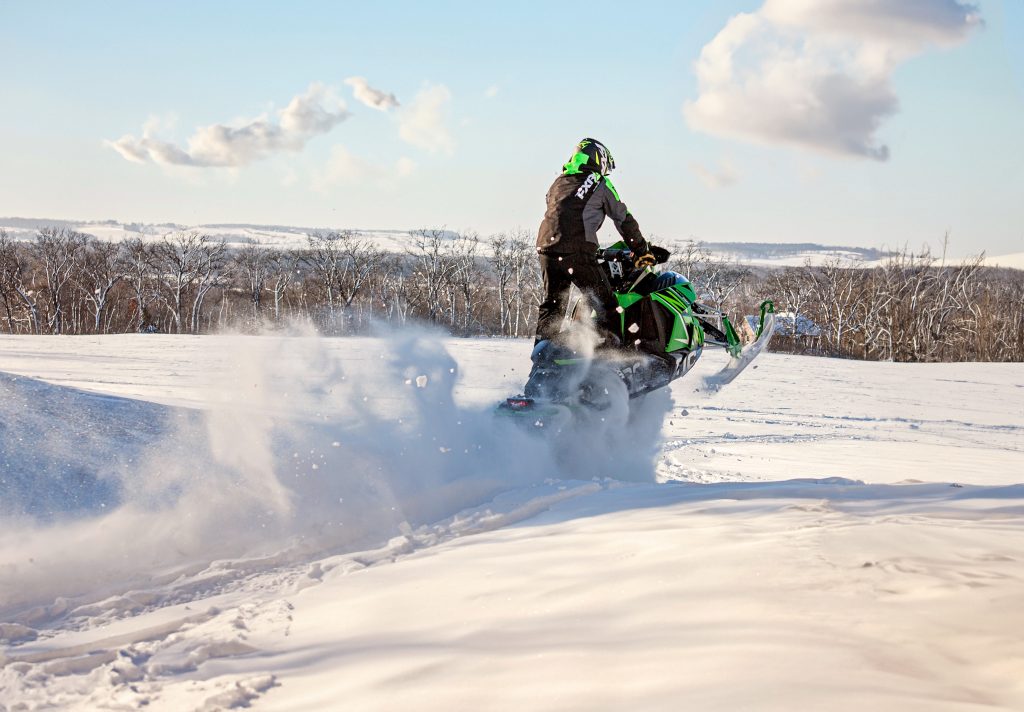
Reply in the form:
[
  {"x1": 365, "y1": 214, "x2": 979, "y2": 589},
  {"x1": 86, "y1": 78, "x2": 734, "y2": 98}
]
[
  {"x1": 1, "y1": 227, "x2": 1021, "y2": 362},
  {"x1": 673, "y1": 239, "x2": 1023, "y2": 362},
  {"x1": 0, "y1": 227, "x2": 541, "y2": 338},
  {"x1": 723, "y1": 248, "x2": 1024, "y2": 362}
]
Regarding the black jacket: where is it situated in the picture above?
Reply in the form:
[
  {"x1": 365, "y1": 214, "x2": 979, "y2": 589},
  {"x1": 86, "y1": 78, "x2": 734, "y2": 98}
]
[{"x1": 536, "y1": 172, "x2": 649, "y2": 255}]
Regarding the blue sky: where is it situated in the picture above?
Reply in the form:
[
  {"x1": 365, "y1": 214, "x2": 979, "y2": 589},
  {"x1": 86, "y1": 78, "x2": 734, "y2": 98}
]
[{"x1": 1, "y1": 0, "x2": 1021, "y2": 256}]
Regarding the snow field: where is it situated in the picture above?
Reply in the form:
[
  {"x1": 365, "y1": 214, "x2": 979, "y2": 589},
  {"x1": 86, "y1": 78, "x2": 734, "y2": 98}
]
[{"x1": 1, "y1": 333, "x2": 1023, "y2": 710}]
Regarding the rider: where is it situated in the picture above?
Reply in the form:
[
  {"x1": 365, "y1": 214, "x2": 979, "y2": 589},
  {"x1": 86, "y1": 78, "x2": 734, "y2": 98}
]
[{"x1": 534, "y1": 137, "x2": 660, "y2": 347}]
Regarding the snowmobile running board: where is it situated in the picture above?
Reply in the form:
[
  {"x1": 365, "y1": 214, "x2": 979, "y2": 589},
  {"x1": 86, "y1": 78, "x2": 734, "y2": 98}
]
[
  {"x1": 496, "y1": 396, "x2": 578, "y2": 430},
  {"x1": 501, "y1": 397, "x2": 535, "y2": 412}
]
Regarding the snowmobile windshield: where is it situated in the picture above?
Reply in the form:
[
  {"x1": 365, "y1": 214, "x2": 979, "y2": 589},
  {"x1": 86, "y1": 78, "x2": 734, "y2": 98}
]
[
  {"x1": 652, "y1": 271, "x2": 690, "y2": 290},
  {"x1": 650, "y1": 271, "x2": 698, "y2": 302}
]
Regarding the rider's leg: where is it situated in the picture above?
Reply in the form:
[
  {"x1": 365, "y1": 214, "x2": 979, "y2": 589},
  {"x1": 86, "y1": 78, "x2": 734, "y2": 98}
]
[
  {"x1": 567, "y1": 253, "x2": 621, "y2": 349},
  {"x1": 534, "y1": 253, "x2": 574, "y2": 345}
]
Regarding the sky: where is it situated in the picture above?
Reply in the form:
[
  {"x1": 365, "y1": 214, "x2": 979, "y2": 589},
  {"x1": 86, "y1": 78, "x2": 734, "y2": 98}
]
[{"x1": 1, "y1": 0, "x2": 1022, "y2": 256}]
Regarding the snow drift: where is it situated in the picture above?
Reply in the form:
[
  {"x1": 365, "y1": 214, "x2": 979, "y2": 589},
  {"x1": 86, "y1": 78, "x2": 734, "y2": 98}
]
[{"x1": 1, "y1": 335, "x2": 1023, "y2": 711}]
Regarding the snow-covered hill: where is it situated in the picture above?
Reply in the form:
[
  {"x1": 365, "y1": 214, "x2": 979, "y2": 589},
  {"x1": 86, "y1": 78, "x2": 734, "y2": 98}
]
[
  {"x1": 1, "y1": 334, "x2": 1023, "y2": 710},
  {"x1": 984, "y1": 251, "x2": 1024, "y2": 269},
  {"x1": 0, "y1": 217, "x2": 422, "y2": 254},
  {"x1": 1, "y1": 216, "x2": 898, "y2": 266}
]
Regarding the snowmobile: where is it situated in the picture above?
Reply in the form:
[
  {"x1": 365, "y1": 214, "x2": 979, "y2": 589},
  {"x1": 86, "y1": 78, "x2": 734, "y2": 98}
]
[{"x1": 498, "y1": 242, "x2": 775, "y2": 421}]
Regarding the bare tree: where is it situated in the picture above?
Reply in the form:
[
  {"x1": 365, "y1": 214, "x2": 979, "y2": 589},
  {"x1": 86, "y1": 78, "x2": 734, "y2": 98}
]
[
  {"x1": 768, "y1": 266, "x2": 815, "y2": 321},
  {"x1": 122, "y1": 237, "x2": 156, "y2": 331},
  {"x1": 267, "y1": 250, "x2": 300, "y2": 324},
  {"x1": 407, "y1": 228, "x2": 458, "y2": 325},
  {"x1": 487, "y1": 228, "x2": 538, "y2": 337},
  {"x1": 302, "y1": 232, "x2": 342, "y2": 323},
  {"x1": 805, "y1": 257, "x2": 861, "y2": 355},
  {"x1": 667, "y1": 238, "x2": 749, "y2": 309},
  {"x1": 447, "y1": 232, "x2": 487, "y2": 333},
  {"x1": 337, "y1": 239, "x2": 380, "y2": 326},
  {"x1": 76, "y1": 238, "x2": 126, "y2": 333},
  {"x1": 373, "y1": 252, "x2": 414, "y2": 325},
  {"x1": 668, "y1": 239, "x2": 713, "y2": 282},
  {"x1": 152, "y1": 232, "x2": 206, "y2": 333},
  {"x1": 302, "y1": 231, "x2": 378, "y2": 332},
  {"x1": 32, "y1": 227, "x2": 87, "y2": 334},
  {"x1": 487, "y1": 232, "x2": 517, "y2": 334},
  {"x1": 234, "y1": 244, "x2": 272, "y2": 324},
  {"x1": 0, "y1": 230, "x2": 42, "y2": 333},
  {"x1": 190, "y1": 238, "x2": 230, "y2": 333},
  {"x1": 0, "y1": 230, "x2": 17, "y2": 332}
]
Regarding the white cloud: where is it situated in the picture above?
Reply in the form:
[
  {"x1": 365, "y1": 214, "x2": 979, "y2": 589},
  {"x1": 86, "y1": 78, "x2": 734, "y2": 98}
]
[
  {"x1": 344, "y1": 77, "x2": 400, "y2": 111},
  {"x1": 398, "y1": 84, "x2": 455, "y2": 154},
  {"x1": 763, "y1": 0, "x2": 981, "y2": 51},
  {"x1": 108, "y1": 83, "x2": 350, "y2": 167},
  {"x1": 684, "y1": 0, "x2": 980, "y2": 161},
  {"x1": 396, "y1": 156, "x2": 417, "y2": 178},
  {"x1": 317, "y1": 145, "x2": 372, "y2": 186},
  {"x1": 280, "y1": 166, "x2": 300, "y2": 187},
  {"x1": 691, "y1": 159, "x2": 740, "y2": 188},
  {"x1": 313, "y1": 145, "x2": 417, "y2": 192},
  {"x1": 107, "y1": 135, "x2": 151, "y2": 163}
]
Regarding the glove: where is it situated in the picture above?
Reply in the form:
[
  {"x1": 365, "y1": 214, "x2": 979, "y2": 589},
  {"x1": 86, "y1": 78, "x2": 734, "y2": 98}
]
[
  {"x1": 635, "y1": 252, "x2": 657, "y2": 269},
  {"x1": 650, "y1": 245, "x2": 671, "y2": 264}
]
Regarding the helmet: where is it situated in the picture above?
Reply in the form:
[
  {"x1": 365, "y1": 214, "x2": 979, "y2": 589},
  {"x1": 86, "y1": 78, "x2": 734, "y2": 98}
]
[{"x1": 563, "y1": 137, "x2": 615, "y2": 176}]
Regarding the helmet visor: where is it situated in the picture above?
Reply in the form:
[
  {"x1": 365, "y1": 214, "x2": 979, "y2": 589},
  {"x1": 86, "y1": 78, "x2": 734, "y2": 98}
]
[{"x1": 595, "y1": 142, "x2": 614, "y2": 175}]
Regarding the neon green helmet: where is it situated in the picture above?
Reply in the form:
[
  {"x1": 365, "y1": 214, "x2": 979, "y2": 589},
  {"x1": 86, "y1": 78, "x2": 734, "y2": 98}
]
[{"x1": 563, "y1": 137, "x2": 615, "y2": 176}]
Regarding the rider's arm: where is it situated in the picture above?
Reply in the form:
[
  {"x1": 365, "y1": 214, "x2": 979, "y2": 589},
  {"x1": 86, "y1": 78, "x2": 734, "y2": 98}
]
[{"x1": 598, "y1": 178, "x2": 650, "y2": 255}]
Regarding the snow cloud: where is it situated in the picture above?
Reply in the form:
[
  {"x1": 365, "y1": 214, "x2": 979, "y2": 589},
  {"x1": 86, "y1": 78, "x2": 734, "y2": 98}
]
[
  {"x1": 684, "y1": 0, "x2": 981, "y2": 160},
  {"x1": 344, "y1": 76, "x2": 400, "y2": 111},
  {"x1": 399, "y1": 83, "x2": 455, "y2": 154},
  {"x1": 108, "y1": 83, "x2": 350, "y2": 167}
]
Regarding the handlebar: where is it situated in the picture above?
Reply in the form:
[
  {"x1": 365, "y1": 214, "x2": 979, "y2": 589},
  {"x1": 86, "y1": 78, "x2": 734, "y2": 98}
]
[
  {"x1": 597, "y1": 245, "x2": 672, "y2": 265},
  {"x1": 597, "y1": 247, "x2": 635, "y2": 263}
]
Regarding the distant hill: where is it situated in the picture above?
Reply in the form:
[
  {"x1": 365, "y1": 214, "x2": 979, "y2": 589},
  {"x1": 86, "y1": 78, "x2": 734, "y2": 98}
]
[
  {"x1": 982, "y1": 252, "x2": 1024, "y2": 269},
  {"x1": 6, "y1": 217, "x2": 1005, "y2": 268},
  {"x1": 699, "y1": 241, "x2": 894, "y2": 264},
  {"x1": 0, "y1": 217, "x2": 433, "y2": 255}
]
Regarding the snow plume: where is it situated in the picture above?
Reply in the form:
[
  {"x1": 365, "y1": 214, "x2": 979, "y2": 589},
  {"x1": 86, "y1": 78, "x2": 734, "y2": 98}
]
[
  {"x1": 398, "y1": 83, "x2": 455, "y2": 154},
  {"x1": 107, "y1": 82, "x2": 350, "y2": 167},
  {"x1": 344, "y1": 76, "x2": 400, "y2": 111},
  {"x1": 684, "y1": 0, "x2": 981, "y2": 160},
  {"x1": 0, "y1": 331, "x2": 670, "y2": 621}
]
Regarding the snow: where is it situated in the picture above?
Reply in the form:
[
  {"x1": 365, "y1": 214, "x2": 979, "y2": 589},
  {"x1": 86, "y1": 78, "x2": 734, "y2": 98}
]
[
  {"x1": 984, "y1": 251, "x2": 1024, "y2": 270},
  {"x1": 0, "y1": 220, "x2": 425, "y2": 254},
  {"x1": 1, "y1": 218, "x2": 914, "y2": 267},
  {"x1": 1, "y1": 333, "x2": 1023, "y2": 710}
]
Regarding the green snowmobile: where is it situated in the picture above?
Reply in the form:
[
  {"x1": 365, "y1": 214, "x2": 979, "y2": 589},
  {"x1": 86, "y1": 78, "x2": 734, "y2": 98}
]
[{"x1": 499, "y1": 243, "x2": 775, "y2": 418}]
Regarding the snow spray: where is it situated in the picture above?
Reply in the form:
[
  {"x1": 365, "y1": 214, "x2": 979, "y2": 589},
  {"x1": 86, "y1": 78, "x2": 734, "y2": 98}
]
[{"x1": 0, "y1": 329, "x2": 671, "y2": 620}]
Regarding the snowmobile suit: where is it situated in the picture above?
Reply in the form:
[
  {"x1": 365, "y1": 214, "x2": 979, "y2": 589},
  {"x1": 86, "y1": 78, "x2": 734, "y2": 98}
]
[
  {"x1": 535, "y1": 172, "x2": 648, "y2": 256},
  {"x1": 535, "y1": 251, "x2": 620, "y2": 344},
  {"x1": 534, "y1": 171, "x2": 651, "y2": 343}
]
